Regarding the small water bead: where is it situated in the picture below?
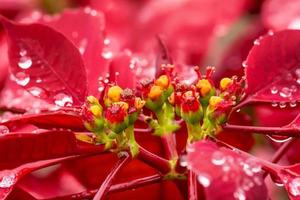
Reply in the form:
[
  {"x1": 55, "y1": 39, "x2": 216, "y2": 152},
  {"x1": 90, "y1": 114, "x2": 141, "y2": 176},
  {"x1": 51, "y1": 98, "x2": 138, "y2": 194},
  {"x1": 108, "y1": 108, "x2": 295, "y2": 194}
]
[
  {"x1": 197, "y1": 173, "x2": 211, "y2": 187},
  {"x1": 295, "y1": 68, "x2": 300, "y2": 77},
  {"x1": 267, "y1": 135, "x2": 292, "y2": 143},
  {"x1": 36, "y1": 78, "x2": 42, "y2": 83},
  {"x1": 279, "y1": 102, "x2": 287, "y2": 108},
  {"x1": 242, "y1": 61, "x2": 247, "y2": 68},
  {"x1": 291, "y1": 85, "x2": 297, "y2": 93},
  {"x1": 19, "y1": 49, "x2": 27, "y2": 56},
  {"x1": 54, "y1": 93, "x2": 73, "y2": 107},
  {"x1": 18, "y1": 56, "x2": 32, "y2": 69},
  {"x1": 211, "y1": 151, "x2": 226, "y2": 166},
  {"x1": 28, "y1": 87, "x2": 47, "y2": 98},
  {"x1": 0, "y1": 125, "x2": 9, "y2": 134},
  {"x1": 253, "y1": 39, "x2": 260, "y2": 46},
  {"x1": 279, "y1": 87, "x2": 292, "y2": 98},
  {"x1": 186, "y1": 145, "x2": 195, "y2": 153},
  {"x1": 267, "y1": 30, "x2": 274, "y2": 36},
  {"x1": 290, "y1": 101, "x2": 297, "y2": 108},
  {"x1": 297, "y1": 78, "x2": 300, "y2": 85},
  {"x1": 270, "y1": 86, "x2": 278, "y2": 94},
  {"x1": 289, "y1": 177, "x2": 300, "y2": 196},
  {"x1": 14, "y1": 72, "x2": 30, "y2": 86},
  {"x1": 101, "y1": 50, "x2": 113, "y2": 59},
  {"x1": 271, "y1": 102, "x2": 278, "y2": 107},
  {"x1": 104, "y1": 38, "x2": 110, "y2": 45},
  {"x1": 0, "y1": 174, "x2": 15, "y2": 188},
  {"x1": 79, "y1": 39, "x2": 88, "y2": 55},
  {"x1": 234, "y1": 188, "x2": 246, "y2": 200},
  {"x1": 179, "y1": 155, "x2": 188, "y2": 167}
]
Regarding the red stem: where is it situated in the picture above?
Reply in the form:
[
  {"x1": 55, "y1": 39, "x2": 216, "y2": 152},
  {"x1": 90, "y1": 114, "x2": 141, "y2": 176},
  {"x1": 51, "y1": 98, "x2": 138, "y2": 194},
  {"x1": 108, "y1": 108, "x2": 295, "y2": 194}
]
[
  {"x1": 188, "y1": 170, "x2": 198, "y2": 200},
  {"x1": 223, "y1": 123, "x2": 300, "y2": 137},
  {"x1": 93, "y1": 153, "x2": 131, "y2": 200},
  {"x1": 137, "y1": 145, "x2": 170, "y2": 174},
  {"x1": 161, "y1": 133, "x2": 178, "y2": 160},
  {"x1": 55, "y1": 174, "x2": 163, "y2": 199}
]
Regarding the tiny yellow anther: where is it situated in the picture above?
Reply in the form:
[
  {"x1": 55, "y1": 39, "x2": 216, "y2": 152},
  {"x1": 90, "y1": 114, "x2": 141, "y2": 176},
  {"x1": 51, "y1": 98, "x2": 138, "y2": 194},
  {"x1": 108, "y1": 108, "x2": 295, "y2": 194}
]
[
  {"x1": 148, "y1": 85, "x2": 163, "y2": 100},
  {"x1": 134, "y1": 97, "x2": 145, "y2": 109},
  {"x1": 196, "y1": 79, "x2": 212, "y2": 96},
  {"x1": 87, "y1": 96, "x2": 99, "y2": 104},
  {"x1": 209, "y1": 96, "x2": 223, "y2": 107},
  {"x1": 155, "y1": 75, "x2": 169, "y2": 89},
  {"x1": 116, "y1": 101, "x2": 129, "y2": 111},
  {"x1": 107, "y1": 86, "x2": 123, "y2": 102},
  {"x1": 220, "y1": 77, "x2": 233, "y2": 90},
  {"x1": 90, "y1": 105, "x2": 102, "y2": 117}
]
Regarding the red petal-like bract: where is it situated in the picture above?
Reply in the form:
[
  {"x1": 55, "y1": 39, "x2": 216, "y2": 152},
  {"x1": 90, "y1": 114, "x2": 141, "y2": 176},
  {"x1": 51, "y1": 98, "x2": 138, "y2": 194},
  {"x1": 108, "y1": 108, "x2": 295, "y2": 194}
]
[
  {"x1": 187, "y1": 140, "x2": 268, "y2": 200},
  {"x1": 0, "y1": 16, "x2": 88, "y2": 106},
  {"x1": 39, "y1": 9, "x2": 109, "y2": 96},
  {"x1": 245, "y1": 30, "x2": 300, "y2": 105},
  {"x1": 278, "y1": 164, "x2": 300, "y2": 200}
]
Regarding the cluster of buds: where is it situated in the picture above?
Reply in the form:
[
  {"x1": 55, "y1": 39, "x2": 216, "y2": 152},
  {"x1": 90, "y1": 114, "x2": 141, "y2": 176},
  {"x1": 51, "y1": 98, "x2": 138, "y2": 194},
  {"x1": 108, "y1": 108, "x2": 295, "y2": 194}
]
[
  {"x1": 81, "y1": 83, "x2": 145, "y2": 155},
  {"x1": 81, "y1": 65, "x2": 244, "y2": 152}
]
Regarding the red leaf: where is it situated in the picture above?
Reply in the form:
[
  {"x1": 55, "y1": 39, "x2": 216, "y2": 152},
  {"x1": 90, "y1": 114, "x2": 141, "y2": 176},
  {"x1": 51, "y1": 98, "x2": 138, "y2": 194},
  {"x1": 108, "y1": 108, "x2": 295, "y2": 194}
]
[
  {"x1": 262, "y1": 0, "x2": 300, "y2": 31},
  {"x1": 187, "y1": 140, "x2": 268, "y2": 200},
  {"x1": 1, "y1": 111, "x2": 85, "y2": 131},
  {"x1": 38, "y1": 9, "x2": 109, "y2": 96},
  {"x1": 0, "y1": 131, "x2": 101, "y2": 170},
  {"x1": 0, "y1": 16, "x2": 88, "y2": 106},
  {"x1": 245, "y1": 30, "x2": 300, "y2": 105}
]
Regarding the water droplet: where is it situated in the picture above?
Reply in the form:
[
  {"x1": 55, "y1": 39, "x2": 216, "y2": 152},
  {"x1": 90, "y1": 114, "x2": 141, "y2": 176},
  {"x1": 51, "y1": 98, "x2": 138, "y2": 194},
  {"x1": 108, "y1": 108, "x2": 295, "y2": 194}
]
[
  {"x1": 197, "y1": 173, "x2": 211, "y2": 187},
  {"x1": 14, "y1": 72, "x2": 30, "y2": 86},
  {"x1": 236, "y1": 109, "x2": 241, "y2": 113},
  {"x1": 102, "y1": 50, "x2": 113, "y2": 59},
  {"x1": 79, "y1": 39, "x2": 88, "y2": 55},
  {"x1": 104, "y1": 38, "x2": 110, "y2": 45},
  {"x1": 19, "y1": 49, "x2": 27, "y2": 56},
  {"x1": 297, "y1": 78, "x2": 300, "y2": 85},
  {"x1": 180, "y1": 155, "x2": 188, "y2": 167},
  {"x1": 271, "y1": 102, "x2": 278, "y2": 107},
  {"x1": 0, "y1": 125, "x2": 9, "y2": 134},
  {"x1": 268, "y1": 30, "x2": 274, "y2": 36},
  {"x1": 253, "y1": 39, "x2": 260, "y2": 45},
  {"x1": 90, "y1": 9, "x2": 98, "y2": 16},
  {"x1": 279, "y1": 102, "x2": 287, "y2": 108},
  {"x1": 54, "y1": 93, "x2": 73, "y2": 107},
  {"x1": 270, "y1": 86, "x2": 278, "y2": 94},
  {"x1": 18, "y1": 56, "x2": 32, "y2": 69},
  {"x1": 186, "y1": 145, "x2": 195, "y2": 153},
  {"x1": 234, "y1": 188, "x2": 246, "y2": 200},
  {"x1": 28, "y1": 87, "x2": 47, "y2": 98},
  {"x1": 211, "y1": 151, "x2": 226, "y2": 165},
  {"x1": 0, "y1": 174, "x2": 15, "y2": 188},
  {"x1": 267, "y1": 135, "x2": 291, "y2": 143},
  {"x1": 290, "y1": 101, "x2": 297, "y2": 107},
  {"x1": 36, "y1": 78, "x2": 42, "y2": 83},
  {"x1": 291, "y1": 85, "x2": 297, "y2": 93},
  {"x1": 279, "y1": 87, "x2": 292, "y2": 98},
  {"x1": 115, "y1": 72, "x2": 120, "y2": 76},
  {"x1": 289, "y1": 177, "x2": 300, "y2": 196},
  {"x1": 98, "y1": 86, "x2": 104, "y2": 92},
  {"x1": 242, "y1": 61, "x2": 247, "y2": 68}
]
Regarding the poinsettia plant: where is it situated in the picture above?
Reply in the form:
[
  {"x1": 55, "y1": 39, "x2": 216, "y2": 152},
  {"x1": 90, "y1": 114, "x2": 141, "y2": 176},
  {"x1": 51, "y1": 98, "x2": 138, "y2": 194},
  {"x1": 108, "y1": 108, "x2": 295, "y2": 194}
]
[{"x1": 0, "y1": 0, "x2": 300, "y2": 199}]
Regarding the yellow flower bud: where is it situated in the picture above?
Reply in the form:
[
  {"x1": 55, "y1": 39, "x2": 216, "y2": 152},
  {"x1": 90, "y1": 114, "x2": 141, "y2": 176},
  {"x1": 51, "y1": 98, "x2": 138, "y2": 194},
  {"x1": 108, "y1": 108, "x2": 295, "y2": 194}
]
[
  {"x1": 209, "y1": 96, "x2": 223, "y2": 107},
  {"x1": 90, "y1": 105, "x2": 102, "y2": 117},
  {"x1": 168, "y1": 92, "x2": 175, "y2": 105},
  {"x1": 155, "y1": 75, "x2": 169, "y2": 89},
  {"x1": 87, "y1": 96, "x2": 99, "y2": 104},
  {"x1": 148, "y1": 85, "x2": 163, "y2": 100},
  {"x1": 220, "y1": 77, "x2": 233, "y2": 90},
  {"x1": 107, "y1": 86, "x2": 123, "y2": 102},
  {"x1": 115, "y1": 101, "x2": 129, "y2": 111},
  {"x1": 196, "y1": 79, "x2": 212, "y2": 96}
]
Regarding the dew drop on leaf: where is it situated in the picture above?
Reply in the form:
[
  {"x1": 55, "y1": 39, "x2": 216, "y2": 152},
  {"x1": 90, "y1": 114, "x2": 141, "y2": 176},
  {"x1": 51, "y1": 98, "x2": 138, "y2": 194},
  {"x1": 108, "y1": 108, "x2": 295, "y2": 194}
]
[
  {"x1": 279, "y1": 102, "x2": 287, "y2": 108},
  {"x1": 253, "y1": 39, "x2": 260, "y2": 45},
  {"x1": 279, "y1": 87, "x2": 292, "y2": 98},
  {"x1": 270, "y1": 86, "x2": 278, "y2": 94},
  {"x1": 211, "y1": 151, "x2": 226, "y2": 166},
  {"x1": 271, "y1": 101, "x2": 278, "y2": 107},
  {"x1": 28, "y1": 87, "x2": 47, "y2": 98},
  {"x1": 0, "y1": 125, "x2": 9, "y2": 134},
  {"x1": 14, "y1": 72, "x2": 30, "y2": 86},
  {"x1": 101, "y1": 50, "x2": 113, "y2": 59},
  {"x1": 234, "y1": 188, "x2": 246, "y2": 200},
  {"x1": 267, "y1": 135, "x2": 291, "y2": 143},
  {"x1": 0, "y1": 174, "x2": 15, "y2": 188},
  {"x1": 18, "y1": 56, "x2": 32, "y2": 69},
  {"x1": 54, "y1": 93, "x2": 73, "y2": 107},
  {"x1": 197, "y1": 173, "x2": 211, "y2": 187},
  {"x1": 290, "y1": 101, "x2": 297, "y2": 107}
]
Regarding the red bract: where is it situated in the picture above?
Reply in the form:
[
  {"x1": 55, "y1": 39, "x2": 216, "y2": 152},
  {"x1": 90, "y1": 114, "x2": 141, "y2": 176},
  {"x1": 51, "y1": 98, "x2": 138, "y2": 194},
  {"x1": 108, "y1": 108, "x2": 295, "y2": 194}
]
[{"x1": 0, "y1": 2, "x2": 300, "y2": 200}]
